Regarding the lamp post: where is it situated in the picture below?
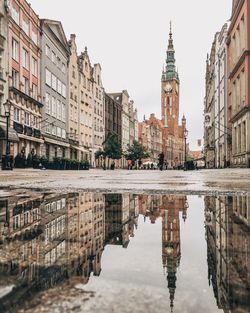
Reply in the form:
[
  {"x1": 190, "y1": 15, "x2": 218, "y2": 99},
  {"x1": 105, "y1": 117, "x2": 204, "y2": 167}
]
[
  {"x1": 184, "y1": 128, "x2": 188, "y2": 170},
  {"x1": 3, "y1": 100, "x2": 12, "y2": 170}
]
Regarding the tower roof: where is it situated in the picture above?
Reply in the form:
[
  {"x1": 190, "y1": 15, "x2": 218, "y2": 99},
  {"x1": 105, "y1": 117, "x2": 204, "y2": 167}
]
[{"x1": 162, "y1": 22, "x2": 179, "y2": 82}]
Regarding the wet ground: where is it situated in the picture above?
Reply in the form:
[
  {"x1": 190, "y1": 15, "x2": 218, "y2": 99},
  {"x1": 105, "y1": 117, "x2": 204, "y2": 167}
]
[
  {"x1": 0, "y1": 168, "x2": 250, "y2": 194},
  {"x1": 0, "y1": 190, "x2": 249, "y2": 313}
]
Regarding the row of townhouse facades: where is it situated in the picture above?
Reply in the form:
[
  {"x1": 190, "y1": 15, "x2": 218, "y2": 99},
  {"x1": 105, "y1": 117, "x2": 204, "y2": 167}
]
[
  {"x1": 204, "y1": 0, "x2": 250, "y2": 168},
  {"x1": 0, "y1": 0, "x2": 138, "y2": 168},
  {"x1": 0, "y1": 191, "x2": 139, "y2": 310},
  {"x1": 205, "y1": 195, "x2": 249, "y2": 313}
]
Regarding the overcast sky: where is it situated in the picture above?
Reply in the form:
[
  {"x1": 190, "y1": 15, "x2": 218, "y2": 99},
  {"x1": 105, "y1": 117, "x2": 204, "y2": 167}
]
[{"x1": 29, "y1": 0, "x2": 231, "y2": 149}]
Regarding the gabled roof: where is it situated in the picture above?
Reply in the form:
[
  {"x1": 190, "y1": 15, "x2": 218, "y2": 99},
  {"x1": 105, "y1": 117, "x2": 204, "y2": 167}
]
[{"x1": 41, "y1": 19, "x2": 70, "y2": 55}]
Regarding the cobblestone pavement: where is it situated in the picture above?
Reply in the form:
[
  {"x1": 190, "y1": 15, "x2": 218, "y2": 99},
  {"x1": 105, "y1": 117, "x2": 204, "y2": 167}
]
[{"x1": 0, "y1": 168, "x2": 250, "y2": 195}]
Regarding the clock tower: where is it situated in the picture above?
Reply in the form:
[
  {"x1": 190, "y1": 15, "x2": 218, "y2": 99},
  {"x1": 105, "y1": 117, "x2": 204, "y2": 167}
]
[
  {"x1": 161, "y1": 23, "x2": 180, "y2": 131},
  {"x1": 160, "y1": 23, "x2": 186, "y2": 168}
]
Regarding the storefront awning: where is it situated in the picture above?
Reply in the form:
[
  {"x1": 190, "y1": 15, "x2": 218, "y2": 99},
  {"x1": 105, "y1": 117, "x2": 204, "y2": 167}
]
[
  {"x1": 0, "y1": 125, "x2": 19, "y2": 142},
  {"x1": 44, "y1": 136, "x2": 70, "y2": 148},
  {"x1": 18, "y1": 134, "x2": 44, "y2": 144}
]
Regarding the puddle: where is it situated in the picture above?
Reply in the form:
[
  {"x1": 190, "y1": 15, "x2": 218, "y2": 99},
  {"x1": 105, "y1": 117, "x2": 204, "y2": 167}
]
[{"x1": 0, "y1": 191, "x2": 249, "y2": 313}]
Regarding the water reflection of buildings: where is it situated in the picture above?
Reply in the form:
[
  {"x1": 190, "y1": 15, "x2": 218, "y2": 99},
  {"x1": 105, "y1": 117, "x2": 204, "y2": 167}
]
[
  {"x1": 0, "y1": 191, "x2": 138, "y2": 312},
  {"x1": 205, "y1": 195, "x2": 250, "y2": 313},
  {"x1": 139, "y1": 194, "x2": 188, "y2": 313},
  {"x1": 104, "y1": 194, "x2": 139, "y2": 248}
]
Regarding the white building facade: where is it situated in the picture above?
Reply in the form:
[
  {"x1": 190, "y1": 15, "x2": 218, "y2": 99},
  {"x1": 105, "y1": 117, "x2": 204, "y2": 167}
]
[{"x1": 214, "y1": 23, "x2": 229, "y2": 168}]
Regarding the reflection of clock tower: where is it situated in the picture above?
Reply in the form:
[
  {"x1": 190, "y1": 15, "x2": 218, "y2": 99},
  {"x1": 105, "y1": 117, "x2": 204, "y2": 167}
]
[
  {"x1": 161, "y1": 196, "x2": 188, "y2": 313},
  {"x1": 161, "y1": 23, "x2": 180, "y2": 130}
]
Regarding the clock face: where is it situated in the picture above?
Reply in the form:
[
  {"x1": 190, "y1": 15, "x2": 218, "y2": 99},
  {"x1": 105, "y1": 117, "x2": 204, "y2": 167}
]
[{"x1": 164, "y1": 83, "x2": 172, "y2": 93}]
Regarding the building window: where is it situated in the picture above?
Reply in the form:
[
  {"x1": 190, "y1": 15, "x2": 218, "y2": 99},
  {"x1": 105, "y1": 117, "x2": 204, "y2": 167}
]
[
  {"x1": 24, "y1": 77, "x2": 29, "y2": 94},
  {"x1": 62, "y1": 84, "x2": 66, "y2": 98},
  {"x1": 22, "y1": 49, "x2": 29, "y2": 69},
  {"x1": 24, "y1": 112, "x2": 30, "y2": 125},
  {"x1": 24, "y1": 211, "x2": 29, "y2": 225},
  {"x1": 62, "y1": 129, "x2": 66, "y2": 139},
  {"x1": 72, "y1": 65, "x2": 76, "y2": 79},
  {"x1": 52, "y1": 97, "x2": 56, "y2": 117},
  {"x1": 12, "y1": 69, "x2": 19, "y2": 88},
  {"x1": 32, "y1": 57, "x2": 38, "y2": 76},
  {"x1": 21, "y1": 17, "x2": 29, "y2": 35},
  {"x1": 62, "y1": 63, "x2": 66, "y2": 73},
  {"x1": 62, "y1": 103, "x2": 66, "y2": 122},
  {"x1": 70, "y1": 105, "x2": 73, "y2": 121},
  {"x1": 238, "y1": 124, "x2": 241, "y2": 153},
  {"x1": 242, "y1": 121, "x2": 246, "y2": 152},
  {"x1": 52, "y1": 125, "x2": 56, "y2": 136},
  {"x1": 11, "y1": 5, "x2": 20, "y2": 25},
  {"x1": 45, "y1": 123, "x2": 50, "y2": 134},
  {"x1": 45, "y1": 45, "x2": 50, "y2": 58},
  {"x1": 57, "y1": 79, "x2": 62, "y2": 95},
  {"x1": 57, "y1": 100, "x2": 61, "y2": 120},
  {"x1": 13, "y1": 215, "x2": 20, "y2": 229},
  {"x1": 45, "y1": 93, "x2": 51, "y2": 115},
  {"x1": 33, "y1": 116, "x2": 38, "y2": 128},
  {"x1": 31, "y1": 30, "x2": 38, "y2": 45},
  {"x1": 57, "y1": 57, "x2": 61, "y2": 68},
  {"x1": 52, "y1": 51, "x2": 56, "y2": 64},
  {"x1": 12, "y1": 39, "x2": 19, "y2": 61},
  {"x1": 45, "y1": 69, "x2": 51, "y2": 86},
  {"x1": 14, "y1": 107, "x2": 20, "y2": 122},
  {"x1": 57, "y1": 127, "x2": 61, "y2": 138},
  {"x1": 32, "y1": 84, "x2": 37, "y2": 100},
  {"x1": 52, "y1": 74, "x2": 57, "y2": 91}
]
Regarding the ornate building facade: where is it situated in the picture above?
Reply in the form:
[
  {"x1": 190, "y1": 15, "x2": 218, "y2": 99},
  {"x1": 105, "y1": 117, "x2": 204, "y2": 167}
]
[
  {"x1": 227, "y1": 0, "x2": 250, "y2": 168},
  {"x1": 92, "y1": 63, "x2": 105, "y2": 167},
  {"x1": 138, "y1": 113, "x2": 163, "y2": 164},
  {"x1": 205, "y1": 194, "x2": 249, "y2": 313},
  {"x1": 40, "y1": 19, "x2": 70, "y2": 161},
  {"x1": 7, "y1": 0, "x2": 43, "y2": 158},
  {"x1": 0, "y1": 0, "x2": 10, "y2": 159}
]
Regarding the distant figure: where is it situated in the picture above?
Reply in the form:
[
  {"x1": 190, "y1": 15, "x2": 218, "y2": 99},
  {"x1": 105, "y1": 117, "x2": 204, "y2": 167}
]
[
  {"x1": 128, "y1": 159, "x2": 132, "y2": 170},
  {"x1": 158, "y1": 152, "x2": 165, "y2": 171}
]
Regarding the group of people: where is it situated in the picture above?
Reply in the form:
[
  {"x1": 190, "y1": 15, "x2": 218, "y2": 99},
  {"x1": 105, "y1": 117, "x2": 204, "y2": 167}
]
[
  {"x1": 126, "y1": 152, "x2": 191, "y2": 171},
  {"x1": 127, "y1": 152, "x2": 170, "y2": 171}
]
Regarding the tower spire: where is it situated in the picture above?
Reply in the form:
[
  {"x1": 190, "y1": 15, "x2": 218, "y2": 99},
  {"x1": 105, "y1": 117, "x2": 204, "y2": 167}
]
[
  {"x1": 168, "y1": 21, "x2": 174, "y2": 51},
  {"x1": 164, "y1": 21, "x2": 178, "y2": 81}
]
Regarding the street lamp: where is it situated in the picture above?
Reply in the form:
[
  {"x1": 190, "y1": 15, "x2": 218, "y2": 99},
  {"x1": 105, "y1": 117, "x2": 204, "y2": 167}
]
[
  {"x1": 184, "y1": 128, "x2": 188, "y2": 170},
  {"x1": 3, "y1": 100, "x2": 12, "y2": 170}
]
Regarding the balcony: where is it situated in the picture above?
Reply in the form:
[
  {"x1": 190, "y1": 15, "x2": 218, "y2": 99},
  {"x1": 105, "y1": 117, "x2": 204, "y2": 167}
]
[
  {"x1": 14, "y1": 122, "x2": 42, "y2": 139},
  {"x1": 14, "y1": 121, "x2": 24, "y2": 134},
  {"x1": 34, "y1": 129, "x2": 41, "y2": 139},
  {"x1": 24, "y1": 126, "x2": 33, "y2": 136}
]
